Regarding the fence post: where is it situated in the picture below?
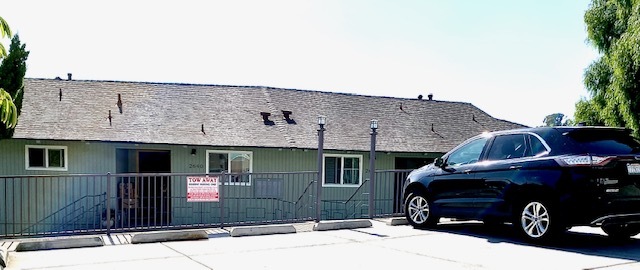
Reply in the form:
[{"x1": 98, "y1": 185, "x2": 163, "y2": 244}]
[
  {"x1": 106, "y1": 172, "x2": 111, "y2": 235},
  {"x1": 220, "y1": 171, "x2": 225, "y2": 228}
]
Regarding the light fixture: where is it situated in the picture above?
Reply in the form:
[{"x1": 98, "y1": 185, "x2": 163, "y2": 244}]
[
  {"x1": 191, "y1": 149, "x2": 197, "y2": 156},
  {"x1": 370, "y1": 119, "x2": 378, "y2": 130},
  {"x1": 318, "y1": 115, "x2": 326, "y2": 125}
]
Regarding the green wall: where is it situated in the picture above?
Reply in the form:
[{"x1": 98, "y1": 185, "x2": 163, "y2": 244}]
[{"x1": 0, "y1": 138, "x2": 443, "y2": 235}]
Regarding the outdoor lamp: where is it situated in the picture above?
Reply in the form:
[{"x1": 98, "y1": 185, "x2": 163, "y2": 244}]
[
  {"x1": 318, "y1": 115, "x2": 326, "y2": 126},
  {"x1": 370, "y1": 119, "x2": 378, "y2": 130}
]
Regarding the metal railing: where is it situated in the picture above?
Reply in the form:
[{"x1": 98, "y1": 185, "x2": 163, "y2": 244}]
[{"x1": 0, "y1": 169, "x2": 411, "y2": 238}]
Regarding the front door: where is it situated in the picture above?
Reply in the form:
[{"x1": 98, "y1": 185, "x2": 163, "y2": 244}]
[{"x1": 138, "y1": 151, "x2": 171, "y2": 226}]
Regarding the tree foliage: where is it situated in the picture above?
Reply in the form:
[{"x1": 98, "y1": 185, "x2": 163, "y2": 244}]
[
  {"x1": 543, "y1": 113, "x2": 569, "y2": 126},
  {"x1": 0, "y1": 15, "x2": 10, "y2": 58},
  {"x1": 0, "y1": 15, "x2": 17, "y2": 129},
  {"x1": 576, "y1": 0, "x2": 640, "y2": 135},
  {"x1": 0, "y1": 34, "x2": 29, "y2": 138}
]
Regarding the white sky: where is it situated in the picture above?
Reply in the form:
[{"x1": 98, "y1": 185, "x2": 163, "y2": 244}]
[{"x1": 3, "y1": 0, "x2": 598, "y2": 128}]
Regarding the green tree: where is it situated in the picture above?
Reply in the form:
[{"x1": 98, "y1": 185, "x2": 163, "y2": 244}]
[
  {"x1": 0, "y1": 34, "x2": 29, "y2": 138},
  {"x1": 0, "y1": 15, "x2": 17, "y2": 129},
  {"x1": 543, "y1": 113, "x2": 568, "y2": 126},
  {"x1": 575, "y1": 0, "x2": 640, "y2": 135}
]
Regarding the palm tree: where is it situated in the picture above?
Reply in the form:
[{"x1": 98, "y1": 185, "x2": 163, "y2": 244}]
[{"x1": 0, "y1": 15, "x2": 17, "y2": 128}]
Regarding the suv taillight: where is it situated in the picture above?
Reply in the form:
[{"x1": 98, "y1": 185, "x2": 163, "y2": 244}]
[{"x1": 555, "y1": 155, "x2": 614, "y2": 167}]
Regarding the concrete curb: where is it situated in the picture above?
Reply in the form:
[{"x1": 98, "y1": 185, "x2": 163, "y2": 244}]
[
  {"x1": 131, "y1": 230, "x2": 208, "y2": 244},
  {"x1": 0, "y1": 246, "x2": 7, "y2": 268},
  {"x1": 15, "y1": 237, "x2": 104, "y2": 252},
  {"x1": 386, "y1": 217, "x2": 409, "y2": 226},
  {"x1": 313, "y1": 219, "x2": 372, "y2": 231},
  {"x1": 230, "y1": 224, "x2": 296, "y2": 237}
]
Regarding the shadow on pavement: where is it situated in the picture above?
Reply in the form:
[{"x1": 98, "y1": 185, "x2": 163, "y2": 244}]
[{"x1": 423, "y1": 221, "x2": 640, "y2": 262}]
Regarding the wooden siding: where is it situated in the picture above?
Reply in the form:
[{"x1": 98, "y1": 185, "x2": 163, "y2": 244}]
[{"x1": 1, "y1": 138, "x2": 445, "y2": 233}]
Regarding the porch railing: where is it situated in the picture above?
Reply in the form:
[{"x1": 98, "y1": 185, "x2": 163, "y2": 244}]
[{"x1": 0, "y1": 169, "x2": 411, "y2": 238}]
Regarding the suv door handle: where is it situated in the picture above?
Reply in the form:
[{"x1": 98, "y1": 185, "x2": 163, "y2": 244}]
[{"x1": 509, "y1": 165, "x2": 522, "y2": 170}]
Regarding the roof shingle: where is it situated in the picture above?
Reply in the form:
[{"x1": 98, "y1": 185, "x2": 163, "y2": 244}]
[{"x1": 13, "y1": 78, "x2": 526, "y2": 153}]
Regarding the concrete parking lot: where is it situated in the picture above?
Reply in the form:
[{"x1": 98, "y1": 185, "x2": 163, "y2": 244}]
[{"x1": 3, "y1": 219, "x2": 640, "y2": 270}]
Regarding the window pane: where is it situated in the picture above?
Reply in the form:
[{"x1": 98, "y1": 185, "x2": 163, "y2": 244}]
[
  {"x1": 48, "y1": 149, "x2": 65, "y2": 168},
  {"x1": 324, "y1": 157, "x2": 340, "y2": 184},
  {"x1": 447, "y1": 138, "x2": 488, "y2": 166},
  {"x1": 528, "y1": 135, "x2": 547, "y2": 156},
  {"x1": 343, "y1": 157, "x2": 360, "y2": 185},
  {"x1": 567, "y1": 129, "x2": 640, "y2": 155},
  {"x1": 230, "y1": 153, "x2": 251, "y2": 183},
  {"x1": 487, "y1": 134, "x2": 525, "y2": 160},
  {"x1": 209, "y1": 153, "x2": 228, "y2": 173},
  {"x1": 28, "y1": 148, "x2": 45, "y2": 167},
  {"x1": 230, "y1": 153, "x2": 250, "y2": 173}
]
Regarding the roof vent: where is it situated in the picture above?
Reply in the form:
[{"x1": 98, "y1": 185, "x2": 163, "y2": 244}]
[
  {"x1": 117, "y1": 94, "x2": 123, "y2": 113},
  {"x1": 260, "y1": 112, "x2": 275, "y2": 126},
  {"x1": 67, "y1": 73, "x2": 72, "y2": 80},
  {"x1": 418, "y1": 95, "x2": 423, "y2": 100},
  {"x1": 282, "y1": 110, "x2": 296, "y2": 124},
  {"x1": 428, "y1": 93, "x2": 433, "y2": 100}
]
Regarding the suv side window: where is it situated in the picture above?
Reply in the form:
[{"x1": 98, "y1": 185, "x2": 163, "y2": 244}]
[
  {"x1": 446, "y1": 137, "x2": 489, "y2": 166},
  {"x1": 487, "y1": 134, "x2": 526, "y2": 160},
  {"x1": 527, "y1": 134, "x2": 548, "y2": 156}
]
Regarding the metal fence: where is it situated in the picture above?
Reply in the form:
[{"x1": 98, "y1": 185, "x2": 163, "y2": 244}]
[{"x1": 0, "y1": 170, "x2": 410, "y2": 238}]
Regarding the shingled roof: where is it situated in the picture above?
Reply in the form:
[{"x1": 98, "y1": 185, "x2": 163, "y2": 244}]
[{"x1": 13, "y1": 78, "x2": 526, "y2": 153}]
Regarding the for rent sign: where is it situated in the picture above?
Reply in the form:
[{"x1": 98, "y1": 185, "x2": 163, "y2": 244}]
[{"x1": 187, "y1": 176, "x2": 219, "y2": 202}]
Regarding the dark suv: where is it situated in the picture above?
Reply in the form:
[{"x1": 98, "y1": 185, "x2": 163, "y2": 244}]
[{"x1": 403, "y1": 126, "x2": 640, "y2": 242}]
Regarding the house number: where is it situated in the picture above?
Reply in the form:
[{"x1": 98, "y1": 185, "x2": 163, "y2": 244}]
[{"x1": 189, "y1": 164, "x2": 204, "y2": 169}]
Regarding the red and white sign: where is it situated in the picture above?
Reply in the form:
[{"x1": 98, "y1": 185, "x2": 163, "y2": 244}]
[{"x1": 187, "y1": 176, "x2": 219, "y2": 202}]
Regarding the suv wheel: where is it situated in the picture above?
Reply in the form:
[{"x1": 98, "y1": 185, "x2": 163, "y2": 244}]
[
  {"x1": 515, "y1": 200, "x2": 559, "y2": 242},
  {"x1": 602, "y1": 224, "x2": 640, "y2": 240},
  {"x1": 405, "y1": 192, "x2": 439, "y2": 228}
]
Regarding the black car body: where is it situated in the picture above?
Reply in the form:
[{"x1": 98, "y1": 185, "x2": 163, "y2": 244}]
[{"x1": 403, "y1": 126, "x2": 640, "y2": 241}]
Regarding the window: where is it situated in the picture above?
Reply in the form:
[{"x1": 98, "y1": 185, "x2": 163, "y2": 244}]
[
  {"x1": 323, "y1": 154, "x2": 362, "y2": 186},
  {"x1": 25, "y1": 145, "x2": 68, "y2": 171},
  {"x1": 486, "y1": 134, "x2": 526, "y2": 160},
  {"x1": 527, "y1": 134, "x2": 549, "y2": 156},
  {"x1": 206, "y1": 150, "x2": 252, "y2": 185},
  {"x1": 446, "y1": 137, "x2": 488, "y2": 166}
]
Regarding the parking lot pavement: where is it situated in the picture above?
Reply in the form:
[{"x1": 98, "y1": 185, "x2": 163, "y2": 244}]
[{"x1": 4, "y1": 219, "x2": 640, "y2": 270}]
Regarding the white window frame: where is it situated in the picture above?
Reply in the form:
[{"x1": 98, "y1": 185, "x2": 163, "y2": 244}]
[
  {"x1": 322, "y1": 154, "x2": 363, "y2": 187},
  {"x1": 205, "y1": 150, "x2": 253, "y2": 186},
  {"x1": 25, "y1": 145, "x2": 68, "y2": 171}
]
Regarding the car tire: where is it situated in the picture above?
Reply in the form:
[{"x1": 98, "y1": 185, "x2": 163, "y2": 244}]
[
  {"x1": 602, "y1": 224, "x2": 640, "y2": 240},
  {"x1": 405, "y1": 191, "x2": 439, "y2": 228},
  {"x1": 514, "y1": 200, "x2": 561, "y2": 242}
]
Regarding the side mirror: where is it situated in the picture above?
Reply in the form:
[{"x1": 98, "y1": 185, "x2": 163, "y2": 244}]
[{"x1": 434, "y1": 157, "x2": 445, "y2": 168}]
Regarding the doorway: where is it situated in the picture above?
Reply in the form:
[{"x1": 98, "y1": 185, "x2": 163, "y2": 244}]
[
  {"x1": 116, "y1": 149, "x2": 171, "y2": 226},
  {"x1": 393, "y1": 157, "x2": 434, "y2": 213}
]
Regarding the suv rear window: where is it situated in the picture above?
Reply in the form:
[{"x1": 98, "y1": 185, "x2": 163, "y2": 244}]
[{"x1": 566, "y1": 129, "x2": 640, "y2": 155}]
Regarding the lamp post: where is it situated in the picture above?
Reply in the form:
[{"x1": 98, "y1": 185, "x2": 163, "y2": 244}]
[
  {"x1": 316, "y1": 115, "x2": 326, "y2": 222},
  {"x1": 369, "y1": 119, "x2": 378, "y2": 218}
]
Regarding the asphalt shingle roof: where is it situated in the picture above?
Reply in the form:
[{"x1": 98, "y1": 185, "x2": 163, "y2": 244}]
[{"x1": 13, "y1": 78, "x2": 526, "y2": 153}]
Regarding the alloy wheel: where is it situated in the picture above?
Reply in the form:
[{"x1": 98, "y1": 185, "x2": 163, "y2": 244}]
[
  {"x1": 408, "y1": 195, "x2": 430, "y2": 224},
  {"x1": 520, "y1": 201, "x2": 550, "y2": 238}
]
